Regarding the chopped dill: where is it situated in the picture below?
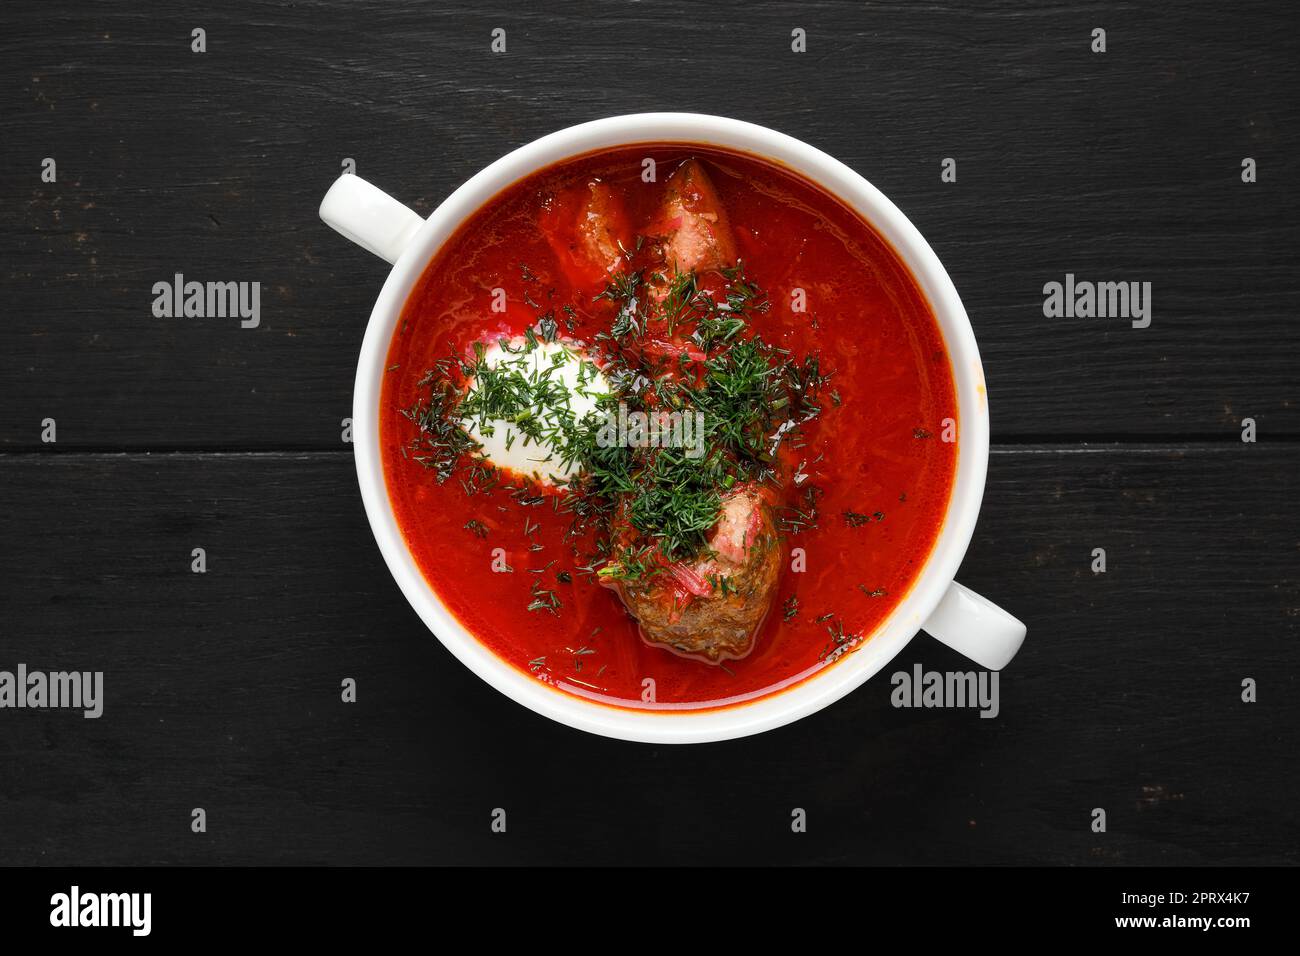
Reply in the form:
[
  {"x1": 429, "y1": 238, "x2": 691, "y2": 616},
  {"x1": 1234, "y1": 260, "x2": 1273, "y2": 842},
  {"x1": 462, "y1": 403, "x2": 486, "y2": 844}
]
[{"x1": 399, "y1": 261, "x2": 835, "y2": 582}]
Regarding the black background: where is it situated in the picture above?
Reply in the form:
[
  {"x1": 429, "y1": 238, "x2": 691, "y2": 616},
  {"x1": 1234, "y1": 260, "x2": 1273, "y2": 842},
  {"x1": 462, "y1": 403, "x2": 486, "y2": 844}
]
[{"x1": 1, "y1": 1, "x2": 1296, "y2": 866}]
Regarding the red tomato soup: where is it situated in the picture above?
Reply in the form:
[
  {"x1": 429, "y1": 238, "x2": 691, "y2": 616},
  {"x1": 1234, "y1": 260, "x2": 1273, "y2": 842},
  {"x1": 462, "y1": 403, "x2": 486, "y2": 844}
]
[{"x1": 381, "y1": 144, "x2": 957, "y2": 710}]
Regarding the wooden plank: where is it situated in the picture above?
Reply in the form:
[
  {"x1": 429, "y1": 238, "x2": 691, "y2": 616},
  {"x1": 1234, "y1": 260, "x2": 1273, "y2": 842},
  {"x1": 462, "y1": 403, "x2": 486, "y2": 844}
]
[
  {"x1": 0, "y1": 444, "x2": 1294, "y2": 864},
  {"x1": 0, "y1": 0, "x2": 1296, "y2": 448}
]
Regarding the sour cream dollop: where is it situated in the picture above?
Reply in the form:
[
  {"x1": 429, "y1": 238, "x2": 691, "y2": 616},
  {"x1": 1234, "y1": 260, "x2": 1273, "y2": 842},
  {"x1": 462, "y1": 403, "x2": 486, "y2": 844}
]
[{"x1": 459, "y1": 337, "x2": 611, "y2": 486}]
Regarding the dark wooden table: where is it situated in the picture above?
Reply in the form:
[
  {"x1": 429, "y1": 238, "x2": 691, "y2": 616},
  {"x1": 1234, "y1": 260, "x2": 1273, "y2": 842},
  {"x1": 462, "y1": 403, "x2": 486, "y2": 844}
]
[{"x1": 1, "y1": 0, "x2": 1296, "y2": 866}]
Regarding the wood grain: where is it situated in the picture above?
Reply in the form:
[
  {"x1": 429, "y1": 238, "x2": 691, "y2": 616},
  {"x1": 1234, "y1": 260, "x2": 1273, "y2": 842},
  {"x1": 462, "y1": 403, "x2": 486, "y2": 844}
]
[
  {"x1": 0, "y1": 445, "x2": 1294, "y2": 865},
  {"x1": 1, "y1": 0, "x2": 1295, "y2": 870},
  {"x1": 1, "y1": 0, "x2": 1296, "y2": 448}
]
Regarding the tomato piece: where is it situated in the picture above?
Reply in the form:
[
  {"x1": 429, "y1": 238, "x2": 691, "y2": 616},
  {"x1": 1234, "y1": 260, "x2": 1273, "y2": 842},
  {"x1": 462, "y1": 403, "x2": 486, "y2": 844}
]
[
  {"x1": 539, "y1": 179, "x2": 632, "y2": 295},
  {"x1": 655, "y1": 553, "x2": 714, "y2": 598},
  {"x1": 642, "y1": 337, "x2": 707, "y2": 364},
  {"x1": 648, "y1": 159, "x2": 737, "y2": 276}
]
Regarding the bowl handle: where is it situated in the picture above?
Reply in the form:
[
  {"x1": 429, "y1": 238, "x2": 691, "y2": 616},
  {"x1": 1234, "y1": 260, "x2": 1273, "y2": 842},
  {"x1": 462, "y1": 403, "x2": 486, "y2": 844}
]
[
  {"x1": 319, "y1": 174, "x2": 425, "y2": 265},
  {"x1": 921, "y1": 582, "x2": 1026, "y2": 670}
]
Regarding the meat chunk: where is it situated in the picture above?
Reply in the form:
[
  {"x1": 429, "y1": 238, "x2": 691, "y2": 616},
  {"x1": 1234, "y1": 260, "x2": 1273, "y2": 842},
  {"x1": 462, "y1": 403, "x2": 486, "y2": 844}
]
[
  {"x1": 648, "y1": 159, "x2": 738, "y2": 279},
  {"x1": 539, "y1": 179, "x2": 632, "y2": 293},
  {"x1": 603, "y1": 485, "x2": 781, "y2": 662}
]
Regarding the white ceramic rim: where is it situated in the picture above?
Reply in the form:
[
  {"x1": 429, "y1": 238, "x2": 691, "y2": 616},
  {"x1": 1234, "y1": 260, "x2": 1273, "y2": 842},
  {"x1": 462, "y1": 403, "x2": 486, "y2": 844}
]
[{"x1": 351, "y1": 112, "x2": 989, "y2": 743}]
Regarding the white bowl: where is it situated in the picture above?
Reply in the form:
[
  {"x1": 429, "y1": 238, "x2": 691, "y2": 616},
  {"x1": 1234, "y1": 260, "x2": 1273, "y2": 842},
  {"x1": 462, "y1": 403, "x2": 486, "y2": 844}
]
[{"x1": 321, "y1": 112, "x2": 1025, "y2": 743}]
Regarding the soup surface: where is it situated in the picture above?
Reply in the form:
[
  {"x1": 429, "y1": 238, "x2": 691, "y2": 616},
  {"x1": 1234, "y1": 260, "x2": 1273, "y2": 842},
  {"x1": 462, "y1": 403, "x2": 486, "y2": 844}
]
[{"x1": 381, "y1": 143, "x2": 957, "y2": 710}]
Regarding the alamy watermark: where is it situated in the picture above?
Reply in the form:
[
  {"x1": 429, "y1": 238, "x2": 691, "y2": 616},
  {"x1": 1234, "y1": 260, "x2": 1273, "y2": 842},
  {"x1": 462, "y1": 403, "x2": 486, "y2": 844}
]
[
  {"x1": 0, "y1": 664, "x2": 103, "y2": 718},
  {"x1": 50, "y1": 886, "x2": 150, "y2": 936},
  {"x1": 595, "y1": 402, "x2": 705, "y2": 458},
  {"x1": 1042, "y1": 273, "x2": 1151, "y2": 329},
  {"x1": 151, "y1": 273, "x2": 260, "y2": 328},
  {"x1": 890, "y1": 663, "x2": 999, "y2": 718}
]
